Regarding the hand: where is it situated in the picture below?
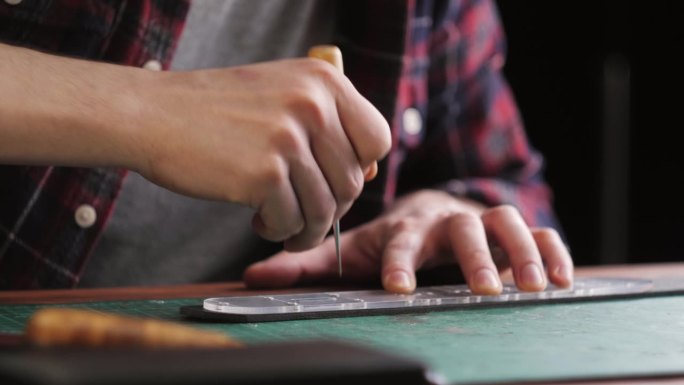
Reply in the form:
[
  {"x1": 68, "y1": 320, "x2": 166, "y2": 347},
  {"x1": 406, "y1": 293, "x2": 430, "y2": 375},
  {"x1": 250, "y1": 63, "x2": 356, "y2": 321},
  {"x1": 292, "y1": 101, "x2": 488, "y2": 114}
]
[
  {"x1": 0, "y1": 45, "x2": 388, "y2": 251},
  {"x1": 132, "y1": 59, "x2": 391, "y2": 251},
  {"x1": 243, "y1": 190, "x2": 573, "y2": 294}
]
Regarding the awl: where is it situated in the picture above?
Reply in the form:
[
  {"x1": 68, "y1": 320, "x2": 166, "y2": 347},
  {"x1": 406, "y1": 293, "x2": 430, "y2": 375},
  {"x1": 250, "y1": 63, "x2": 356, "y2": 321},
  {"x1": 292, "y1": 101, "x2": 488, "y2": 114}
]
[{"x1": 307, "y1": 45, "x2": 379, "y2": 278}]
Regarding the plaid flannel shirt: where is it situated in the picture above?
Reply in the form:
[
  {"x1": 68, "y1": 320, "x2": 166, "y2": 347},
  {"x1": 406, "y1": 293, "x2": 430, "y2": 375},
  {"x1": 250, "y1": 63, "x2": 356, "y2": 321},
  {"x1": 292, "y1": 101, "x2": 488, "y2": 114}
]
[{"x1": 0, "y1": 0, "x2": 559, "y2": 289}]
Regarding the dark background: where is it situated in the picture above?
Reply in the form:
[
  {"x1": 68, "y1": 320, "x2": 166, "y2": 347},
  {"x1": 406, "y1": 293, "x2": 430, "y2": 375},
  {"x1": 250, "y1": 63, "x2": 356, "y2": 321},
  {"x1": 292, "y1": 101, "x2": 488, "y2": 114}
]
[{"x1": 495, "y1": 1, "x2": 684, "y2": 265}]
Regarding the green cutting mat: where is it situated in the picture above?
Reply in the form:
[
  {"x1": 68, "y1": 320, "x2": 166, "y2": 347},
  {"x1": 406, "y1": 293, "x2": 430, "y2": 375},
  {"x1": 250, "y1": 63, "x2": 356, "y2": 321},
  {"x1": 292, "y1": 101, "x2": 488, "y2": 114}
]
[{"x1": 2, "y1": 296, "x2": 684, "y2": 384}]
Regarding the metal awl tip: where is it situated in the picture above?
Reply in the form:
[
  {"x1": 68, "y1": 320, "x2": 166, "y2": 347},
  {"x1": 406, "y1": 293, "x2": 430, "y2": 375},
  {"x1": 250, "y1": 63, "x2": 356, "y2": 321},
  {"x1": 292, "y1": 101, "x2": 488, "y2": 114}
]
[{"x1": 334, "y1": 220, "x2": 341, "y2": 277}]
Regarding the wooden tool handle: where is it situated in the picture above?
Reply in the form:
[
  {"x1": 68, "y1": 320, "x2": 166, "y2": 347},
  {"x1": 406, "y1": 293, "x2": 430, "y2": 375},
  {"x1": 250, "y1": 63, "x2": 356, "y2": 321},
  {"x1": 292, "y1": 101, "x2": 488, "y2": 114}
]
[
  {"x1": 308, "y1": 45, "x2": 344, "y2": 72},
  {"x1": 25, "y1": 307, "x2": 241, "y2": 349},
  {"x1": 307, "y1": 45, "x2": 378, "y2": 181}
]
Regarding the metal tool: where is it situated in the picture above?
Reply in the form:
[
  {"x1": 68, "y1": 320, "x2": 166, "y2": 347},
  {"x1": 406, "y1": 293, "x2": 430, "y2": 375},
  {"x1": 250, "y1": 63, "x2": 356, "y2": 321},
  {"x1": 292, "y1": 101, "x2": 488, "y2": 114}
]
[{"x1": 333, "y1": 221, "x2": 342, "y2": 277}]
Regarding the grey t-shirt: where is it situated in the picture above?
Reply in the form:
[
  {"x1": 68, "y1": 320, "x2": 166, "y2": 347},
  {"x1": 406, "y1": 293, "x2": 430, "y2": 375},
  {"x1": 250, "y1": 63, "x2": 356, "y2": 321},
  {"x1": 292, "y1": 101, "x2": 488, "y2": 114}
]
[{"x1": 79, "y1": 0, "x2": 335, "y2": 287}]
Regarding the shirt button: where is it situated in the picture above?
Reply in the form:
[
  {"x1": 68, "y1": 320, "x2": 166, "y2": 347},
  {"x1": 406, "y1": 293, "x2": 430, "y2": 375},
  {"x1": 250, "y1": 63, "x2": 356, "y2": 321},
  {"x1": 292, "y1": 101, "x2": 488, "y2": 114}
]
[
  {"x1": 403, "y1": 107, "x2": 423, "y2": 135},
  {"x1": 142, "y1": 59, "x2": 162, "y2": 71},
  {"x1": 74, "y1": 204, "x2": 97, "y2": 229},
  {"x1": 4, "y1": 0, "x2": 23, "y2": 5}
]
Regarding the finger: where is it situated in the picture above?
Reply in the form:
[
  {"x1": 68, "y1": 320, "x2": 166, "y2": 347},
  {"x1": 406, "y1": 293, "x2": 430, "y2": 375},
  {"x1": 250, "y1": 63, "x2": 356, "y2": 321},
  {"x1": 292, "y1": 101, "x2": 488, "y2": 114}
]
[
  {"x1": 380, "y1": 220, "x2": 423, "y2": 294},
  {"x1": 305, "y1": 48, "x2": 366, "y2": 218},
  {"x1": 333, "y1": 75, "x2": 392, "y2": 168},
  {"x1": 308, "y1": 108, "x2": 365, "y2": 220},
  {"x1": 364, "y1": 162, "x2": 378, "y2": 181},
  {"x1": 531, "y1": 227, "x2": 574, "y2": 288},
  {"x1": 305, "y1": 55, "x2": 390, "y2": 173},
  {"x1": 283, "y1": 142, "x2": 337, "y2": 252},
  {"x1": 446, "y1": 213, "x2": 502, "y2": 295},
  {"x1": 244, "y1": 237, "x2": 339, "y2": 289},
  {"x1": 252, "y1": 164, "x2": 304, "y2": 242},
  {"x1": 482, "y1": 205, "x2": 546, "y2": 292}
]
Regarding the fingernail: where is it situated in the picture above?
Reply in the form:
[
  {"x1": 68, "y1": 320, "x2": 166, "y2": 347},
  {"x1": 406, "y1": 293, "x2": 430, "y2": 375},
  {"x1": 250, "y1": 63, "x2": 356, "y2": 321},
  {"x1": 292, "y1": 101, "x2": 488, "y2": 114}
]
[
  {"x1": 555, "y1": 265, "x2": 573, "y2": 286},
  {"x1": 384, "y1": 271, "x2": 413, "y2": 293},
  {"x1": 472, "y1": 269, "x2": 502, "y2": 294},
  {"x1": 520, "y1": 263, "x2": 546, "y2": 290}
]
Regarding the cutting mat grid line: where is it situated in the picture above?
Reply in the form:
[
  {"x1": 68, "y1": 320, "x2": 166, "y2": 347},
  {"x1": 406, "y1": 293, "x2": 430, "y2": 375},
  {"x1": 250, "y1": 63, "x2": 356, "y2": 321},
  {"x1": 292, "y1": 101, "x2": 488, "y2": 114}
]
[{"x1": 2, "y1": 296, "x2": 684, "y2": 384}]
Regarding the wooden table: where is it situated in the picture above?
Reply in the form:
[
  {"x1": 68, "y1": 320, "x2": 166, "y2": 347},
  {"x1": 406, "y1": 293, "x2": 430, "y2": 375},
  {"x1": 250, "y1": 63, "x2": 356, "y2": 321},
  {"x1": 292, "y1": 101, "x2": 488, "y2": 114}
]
[{"x1": 1, "y1": 262, "x2": 684, "y2": 385}]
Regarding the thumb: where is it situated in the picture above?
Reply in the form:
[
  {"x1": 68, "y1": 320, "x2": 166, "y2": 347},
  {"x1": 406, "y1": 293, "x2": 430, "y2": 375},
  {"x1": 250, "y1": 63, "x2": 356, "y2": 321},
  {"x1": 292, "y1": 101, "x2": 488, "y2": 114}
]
[{"x1": 243, "y1": 237, "x2": 338, "y2": 289}]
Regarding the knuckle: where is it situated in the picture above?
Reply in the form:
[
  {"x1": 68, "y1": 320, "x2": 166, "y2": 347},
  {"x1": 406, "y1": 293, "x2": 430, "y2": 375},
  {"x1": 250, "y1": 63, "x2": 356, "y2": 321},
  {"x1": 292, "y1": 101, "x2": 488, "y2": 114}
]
[
  {"x1": 271, "y1": 123, "x2": 306, "y2": 154},
  {"x1": 256, "y1": 208, "x2": 301, "y2": 243},
  {"x1": 256, "y1": 218, "x2": 289, "y2": 242},
  {"x1": 468, "y1": 249, "x2": 493, "y2": 263},
  {"x1": 306, "y1": 58, "x2": 339, "y2": 82},
  {"x1": 510, "y1": 243, "x2": 536, "y2": 262},
  {"x1": 533, "y1": 227, "x2": 561, "y2": 244},
  {"x1": 386, "y1": 234, "x2": 420, "y2": 254},
  {"x1": 290, "y1": 90, "x2": 328, "y2": 129},
  {"x1": 481, "y1": 204, "x2": 521, "y2": 225},
  {"x1": 485, "y1": 204, "x2": 519, "y2": 218},
  {"x1": 448, "y1": 211, "x2": 481, "y2": 227},
  {"x1": 259, "y1": 157, "x2": 289, "y2": 188},
  {"x1": 390, "y1": 217, "x2": 420, "y2": 234},
  {"x1": 282, "y1": 84, "x2": 311, "y2": 104},
  {"x1": 285, "y1": 218, "x2": 324, "y2": 250},
  {"x1": 307, "y1": 198, "x2": 335, "y2": 228},
  {"x1": 283, "y1": 216, "x2": 305, "y2": 239},
  {"x1": 337, "y1": 169, "x2": 364, "y2": 203}
]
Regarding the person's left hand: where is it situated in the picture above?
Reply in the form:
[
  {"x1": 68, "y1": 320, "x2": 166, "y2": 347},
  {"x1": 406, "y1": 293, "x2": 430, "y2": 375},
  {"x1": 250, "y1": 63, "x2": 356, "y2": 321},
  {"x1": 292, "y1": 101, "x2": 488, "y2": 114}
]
[{"x1": 243, "y1": 190, "x2": 573, "y2": 294}]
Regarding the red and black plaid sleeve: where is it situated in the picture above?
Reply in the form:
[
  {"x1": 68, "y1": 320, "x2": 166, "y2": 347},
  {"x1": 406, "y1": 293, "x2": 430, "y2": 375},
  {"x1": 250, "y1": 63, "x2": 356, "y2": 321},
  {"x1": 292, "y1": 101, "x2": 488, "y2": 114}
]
[{"x1": 344, "y1": 0, "x2": 560, "y2": 231}]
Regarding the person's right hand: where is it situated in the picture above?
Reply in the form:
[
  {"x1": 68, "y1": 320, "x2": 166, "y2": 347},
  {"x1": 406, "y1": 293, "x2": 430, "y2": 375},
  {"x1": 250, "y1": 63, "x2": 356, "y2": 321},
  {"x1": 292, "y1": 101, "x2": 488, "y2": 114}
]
[{"x1": 131, "y1": 59, "x2": 391, "y2": 251}]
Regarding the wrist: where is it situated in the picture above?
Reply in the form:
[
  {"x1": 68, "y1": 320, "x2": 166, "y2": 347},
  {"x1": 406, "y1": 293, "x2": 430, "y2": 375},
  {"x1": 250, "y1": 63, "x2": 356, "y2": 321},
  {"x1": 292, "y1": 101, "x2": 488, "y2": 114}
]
[
  {"x1": 63, "y1": 59, "x2": 160, "y2": 172},
  {"x1": 98, "y1": 66, "x2": 163, "y2": 173}
]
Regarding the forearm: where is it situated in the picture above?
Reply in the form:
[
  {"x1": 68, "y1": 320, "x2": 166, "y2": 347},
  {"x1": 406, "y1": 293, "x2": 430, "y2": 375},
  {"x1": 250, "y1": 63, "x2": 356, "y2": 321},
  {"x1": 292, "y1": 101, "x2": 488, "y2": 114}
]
[
  {"x1": 0, "y1": 43, "x2": 393, "y2": 250},
  {"x1": 0, "y1": 43, "x2": 147, "y2": 169}
]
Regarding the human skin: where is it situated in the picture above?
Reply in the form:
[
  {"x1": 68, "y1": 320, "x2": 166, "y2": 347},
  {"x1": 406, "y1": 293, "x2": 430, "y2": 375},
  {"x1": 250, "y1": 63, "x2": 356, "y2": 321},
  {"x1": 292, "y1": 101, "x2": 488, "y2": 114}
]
[
  {"x1": 0, "y1": 43, "x2": 391, "y2": 251},
  {"x1": 244, "y1": 190, "x2": 574, "y2": 294},
  {"x1": 0, "y1": 43, "x2": 572, "y2": 292}
]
